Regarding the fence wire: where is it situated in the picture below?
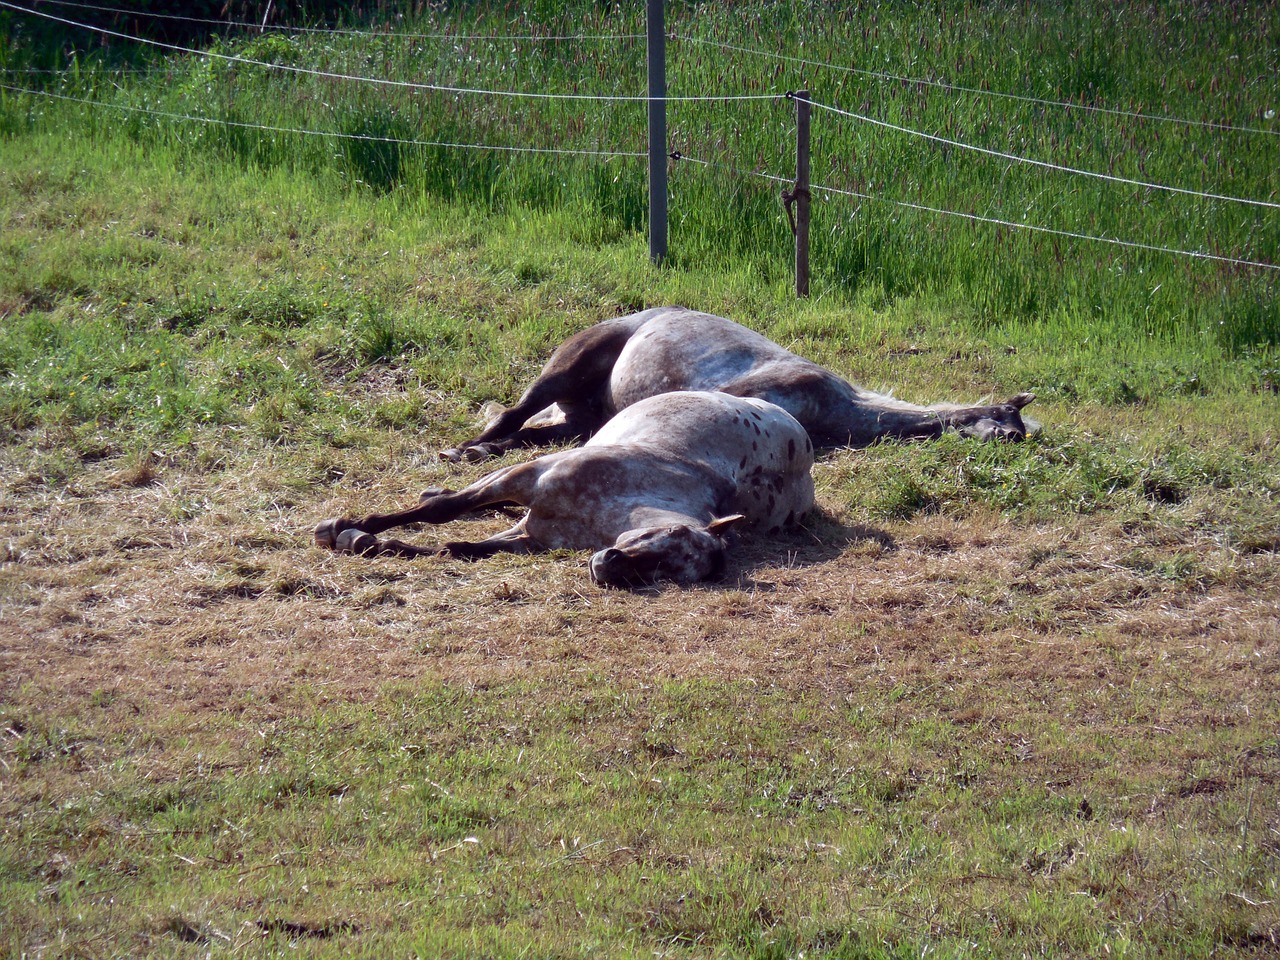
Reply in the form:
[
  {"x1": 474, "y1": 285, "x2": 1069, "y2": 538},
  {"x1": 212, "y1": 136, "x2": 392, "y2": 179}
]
[
  {"x1": 24, "y1": 0, "x2": 645, "y2": 42},
  {"x1": 23, "y1": 0, "x2": 1276, "y2": 143},
  {"x1": 676, "y1": 33, "x2": 1280, "y2": 139},
  {"x1": 673, "y1": 153, "x2": 1279, "y2": 273},
  {"x1": 9, "y1": 3, "x2": 1270, "y2": 208},
  {"x1": 0, "y1": 3, "x2": 782, "y2": 103},
  {"x1": 0, "y1": 83, "x2": 648, "y2": 158},
  {"x1": 807, "y1": 98, "x2": 1280, "y2": 211}
]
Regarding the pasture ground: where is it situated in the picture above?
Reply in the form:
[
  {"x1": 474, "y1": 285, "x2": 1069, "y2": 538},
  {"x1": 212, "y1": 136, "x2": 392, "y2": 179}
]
[{"x1": 2, "y1": 134, "x2": 1279, "y2": 957}]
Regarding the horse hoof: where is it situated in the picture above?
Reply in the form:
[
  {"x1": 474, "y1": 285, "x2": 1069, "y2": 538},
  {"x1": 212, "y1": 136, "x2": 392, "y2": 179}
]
[
  {"x1": 315, "y1": 518, "x2": 349, "y2": 549},
  {"x1": 462, "y1": 445, "x2": 493, "y2": 463},
  {"x1": 335, "y1": 528, "x2": 379, "y2": 556},
  {"x1": 438, "y1": 448, "x2": 462, "y2": 463}
]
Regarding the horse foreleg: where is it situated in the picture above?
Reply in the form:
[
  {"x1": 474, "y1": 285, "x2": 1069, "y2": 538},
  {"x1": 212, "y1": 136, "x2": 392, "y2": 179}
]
[
  {"x1": 340, "y1": 522, "x2": 540, "y2": 560},
  {"x1": 336, "y1": 524, "x2": 539, "y2": 561},
  {"x1": 438, "y1": 526, "x2": 539, "y2": 560},
  {"x1": 315, "y1": 461, "x2": 545, "y2": 552}
]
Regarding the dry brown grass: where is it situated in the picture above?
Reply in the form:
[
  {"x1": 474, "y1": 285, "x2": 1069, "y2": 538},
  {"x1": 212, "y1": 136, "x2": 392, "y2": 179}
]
[
  {"x1": 4, "y1": 437, "x2": 1276, "y2": 727},
  {"x1": 3, "y1": 424, "x2": 1278, "y2": 958}
]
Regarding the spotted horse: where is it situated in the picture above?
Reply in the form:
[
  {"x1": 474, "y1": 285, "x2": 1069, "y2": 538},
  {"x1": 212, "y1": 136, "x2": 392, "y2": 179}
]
[
  {"x1": 442, "y1": 306, "x2": 1036, "y2": 463},
  {"x1": 315, "y1": 391, "x2": 815, "y2": 588}
]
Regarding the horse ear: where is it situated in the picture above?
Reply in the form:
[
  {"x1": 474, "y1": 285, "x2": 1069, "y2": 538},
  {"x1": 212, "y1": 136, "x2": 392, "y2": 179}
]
[
  {"x1": 707, "y1": 515, "x2": 746, "y2": 537},
  {"x1": 1009, "y1": 392, "x2": 1036, "y2": 409}
]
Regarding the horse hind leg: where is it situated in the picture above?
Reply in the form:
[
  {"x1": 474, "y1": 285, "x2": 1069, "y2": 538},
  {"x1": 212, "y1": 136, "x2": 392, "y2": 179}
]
[
  {"x1": 442, "y1": 401, "x2": 605, "y2": 462},
  {"x1": 440, "y1": 315, "x2": 645, "y2": 462}
]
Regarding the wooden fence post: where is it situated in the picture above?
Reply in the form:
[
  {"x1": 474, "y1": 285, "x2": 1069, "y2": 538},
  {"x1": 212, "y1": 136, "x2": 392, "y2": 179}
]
[
  {"x1": 793, "y1": 89, "x2": 811, "y2": 297},
  {"x1": 647, "y1": 0, "x2": 667, "y2": 264}
]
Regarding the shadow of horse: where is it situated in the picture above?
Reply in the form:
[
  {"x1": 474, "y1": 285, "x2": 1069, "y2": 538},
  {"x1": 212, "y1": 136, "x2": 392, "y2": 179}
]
[{"x1": 625, "y1": 508, "x2": 894, "y2": 595}]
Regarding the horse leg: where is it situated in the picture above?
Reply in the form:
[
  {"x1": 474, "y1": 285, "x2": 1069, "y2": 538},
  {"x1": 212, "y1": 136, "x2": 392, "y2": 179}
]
[
  {"x1": 437, "y1": 526, "x2": 538, "y2": 560},
  {"x1": 447, "y1": 400, "x2": 606, "y2": 462},
  {"x1": 359, "y1": 524, "x2": 538, "y2": 560},
  {"x1": 441, "y1": 314, "x2": 647, "y2": 462},
  {"x1": 315, "y1": 460, "x2": 546, "y2": 553}
]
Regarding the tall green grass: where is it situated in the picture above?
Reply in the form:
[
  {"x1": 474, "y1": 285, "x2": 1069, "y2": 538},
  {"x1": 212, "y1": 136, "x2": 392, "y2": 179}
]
[{"x1": 2, "y1": 1, "x2": 1277, "y2": 350}]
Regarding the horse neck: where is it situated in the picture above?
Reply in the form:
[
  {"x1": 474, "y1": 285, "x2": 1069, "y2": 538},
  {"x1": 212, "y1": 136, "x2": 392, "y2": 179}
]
[{"x1": 820, "y1": 383, "x2": 961, "y2": 445}]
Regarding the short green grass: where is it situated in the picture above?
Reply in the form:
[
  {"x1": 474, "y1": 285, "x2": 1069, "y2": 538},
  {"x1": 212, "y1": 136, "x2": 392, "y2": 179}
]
[{"x1": 5, "y1": 677, "x2": 1277, "y2": 958}]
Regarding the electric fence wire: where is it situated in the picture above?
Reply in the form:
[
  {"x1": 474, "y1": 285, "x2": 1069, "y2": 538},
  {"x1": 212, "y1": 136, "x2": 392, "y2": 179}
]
[
  {"x1": 22, "y1": 0, "x2": 646, "y2": 42},
  {"x1": 25, "y1": 0, "x2": 1280, "y2": 140},
  {"x1": 676, "y1": 33, "x2": 1280, "y2": 138},
  {"x1": 0, "y1": 82, "x2": 648, "y2": 158},
  {"x1": 805, "y1": 97, "x2": 1280, "y2": 210},
  {"x1": 4, "y1": 2, "x2": 1273, "y2": 271},
  {"x1": 1, "y1": 65, "x2": 140, "y2": 72},
  {"x1": 671, "y1": 153, "x2": 1280, "y2": 272},
  {"x1": 8, "y1": 3, "x2": 1270, "y2": 209},
  {"x1": 0, "y1": 2, "x2": 782, "y2": 103}
]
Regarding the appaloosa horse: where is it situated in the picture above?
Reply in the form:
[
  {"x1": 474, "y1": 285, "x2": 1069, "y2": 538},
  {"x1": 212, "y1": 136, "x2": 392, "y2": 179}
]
[
  {"x1": 442, "y1": 306, "x2": 1035, "y2": 462},
  {"x1": 316, "y1": 391, "x2": 815, "y2": 588}
]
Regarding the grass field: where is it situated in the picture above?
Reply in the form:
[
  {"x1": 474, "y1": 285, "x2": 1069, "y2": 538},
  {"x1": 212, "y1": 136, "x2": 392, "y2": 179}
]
[
  {"x1": 2, "y1": 2, "x2": 1279, "y2": 957},
  {"x1": 4, "y1": 0, "x2": 1279, "y2": 343}
]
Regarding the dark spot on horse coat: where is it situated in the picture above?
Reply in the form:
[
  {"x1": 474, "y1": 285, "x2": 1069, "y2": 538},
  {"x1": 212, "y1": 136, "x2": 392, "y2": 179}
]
[{"x1": 788, "y1": 438, "x2": 796, "y2": 461}]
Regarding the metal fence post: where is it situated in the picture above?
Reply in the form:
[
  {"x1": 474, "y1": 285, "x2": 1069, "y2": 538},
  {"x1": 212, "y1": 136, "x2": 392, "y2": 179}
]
[
  {"x1": 793, "y1": 89, "x2": 811, "y2": 297},
  {"x1": 647, "y1": 0, "x2": 667, "y2": 264}
]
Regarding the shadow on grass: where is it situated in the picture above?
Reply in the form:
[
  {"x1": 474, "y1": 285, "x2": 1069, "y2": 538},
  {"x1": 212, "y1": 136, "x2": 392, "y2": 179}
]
[
  {"x1": 569, "y1": 509, "x2": 890, "y2": 596},
  {"x1": 716, "y1": 508, "x2": 894, "y2": 594},
  {"x1": 314, "y1": 506, "x2": 886, "y2": 594}
]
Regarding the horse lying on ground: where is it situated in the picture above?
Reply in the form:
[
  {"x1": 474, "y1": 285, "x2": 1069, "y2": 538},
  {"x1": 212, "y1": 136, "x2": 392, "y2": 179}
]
[
  {"x1": 316, "y1": 391, "x2": 815, "y2": 588},
  {"x1": 442, "y1": 306, "x2": 1036, "y2": 462}
]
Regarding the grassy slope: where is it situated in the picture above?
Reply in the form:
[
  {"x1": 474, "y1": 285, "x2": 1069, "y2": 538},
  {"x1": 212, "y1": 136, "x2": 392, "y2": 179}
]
[
  {"x1": 1, "y1": 5, "x2": 1279, "y2": 956},
  {"x1": 3, "y1": 0, "x2": 1278, "y2": 344}
]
